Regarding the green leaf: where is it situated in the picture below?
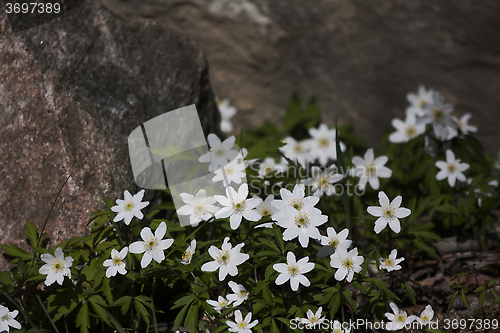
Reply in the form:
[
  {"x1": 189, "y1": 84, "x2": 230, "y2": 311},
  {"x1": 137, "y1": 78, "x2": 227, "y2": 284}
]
[
  {"x1": 460, "y1": 289, "x2": 470, "y2": 310},
  {"x1": 174, "y1": 302, "x2": 192, "y2": 330},
  {"x1": 90, "y1": 300, "x2": 111, "y2": 326},
  {"x1": 258, "y1": 238, "x2": 280, "y2": 252},
  {"x1": 184, "y1": 302, "x2": 199, "y2": 332},
  {"x1": 403, "y1": 282, "x2": 416, "y2": 306},
  {"x1": 328, "y1": 292, "x2": 341, "y2": 316},
  {"x1": 491, "y1": 290, "x2": 500, "y2": 306},
  {"x1": 76, "y1": 303, "x2": 90, "y2": 333},
  {"x1": 447, "y1": 291, "x2": 459, "y2": 313},
  {"x1": 24, "y1": 219, "x2": 39, "y2": 249},
  {"x1": 100, "y1": 307, "x2": 127, "y2": 333},
  {"x1": 0, "y1": 244, "x2": 33, "y2": 261},
  {"x1": 171, "y1": 295, "x2": 196, "y2": 310},
  {"x1": 0, "y1": 271, "x2": 13, "y2": 287},
  {"x1": 134, "y1": 299, "x2": 150, "y2": 325},
  {"x1": 271, "y1": 223, "x2": 285, "y2": 254}
]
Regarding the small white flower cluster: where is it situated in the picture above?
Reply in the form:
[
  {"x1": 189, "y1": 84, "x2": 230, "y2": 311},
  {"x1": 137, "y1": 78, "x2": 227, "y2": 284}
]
[
  {"x1": 385, "y1": 303, "x2": 435, "y2": 331},
  {"x1": 390, "y1": 85, "x2": 477, "y2": 143},
  {"x1": 218, "y1": 98, "x2": 237, "y2": 133},
  {"x1": 280, "y1": 124, "x2": 346, "y2": 166}
]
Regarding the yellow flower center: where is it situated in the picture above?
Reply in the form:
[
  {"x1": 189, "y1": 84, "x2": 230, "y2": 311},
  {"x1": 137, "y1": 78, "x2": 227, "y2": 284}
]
[
  {"x1": 311, "y1": 317, "x2": 317, "y2": 323},
  {"x1": 263, "y1": 166, "x2": 274, "y2": 175},
  {"x1": 432, "y1": 107, "x2": 444, "y2": 122},
  {"x1": 217, "y1": 250, "x2": 230, "y2": 265},
  {"x1": 287, "y1": 263, "x2": 299, "y2": 276},
  {"x1": 318, "y1": 137, "x2": 330, "y2": 148},
  {"x1": 213, "y1": 148, "x2": 225, "y2": 157},
  {"x1": 225, "y1": 165, "x2": 234, "y2": 175},
  {"x1": 384, "y1": 258, "x2": 394, "y2": 267},
  {"x1": 366, "y1": 163, "x2": 377, "y2": 177},
  {"x1": 1, "y1": 313, "x2": 9, "y2": 321},
  {"x1": 144, "y1": 237, "x2": 158, "y2": 251},
  {"x1": 318, "y1": 177, "x2": 330, "y2": 189},
  {"x1": 125, "y1": 201, "x2": 134, "y2": 211},
  {"x1": 289, "y1": 198, "x2": 304, "y2": 210},
  {"x1": 182, "y1": 250, "x2": 191, "y2": 261},
  {"x1": 232, "y1": 199, "x2": 246, "y2": 213},
  {"x1": 239, "y1": 322, "x2": 246, "y2": 328},
  {"x1": 329, "y1": 237, "x2": 339, "y2": 249},
  {"x1": 382, "y1": 206, "x2": 395, "y2": 219},
  {"x1": 341, "y1": 258, "x2": 354, "y2": 270},
  {"x1": 405, "y1": 125, "x2": 416, "y2": 137},
  {"x1": 422, "y1": 315, "x2": 428, "y2": 321},
  {"x1": 397, "y1": 315, "x2": 404, "y2": 322},
  {"x1": 260, "y1": 205, "x2": 272, "y2": 216},
  {"x1": 419, "y1": 100, "x2": 427, "y2": 109},
  {"x1": 294, "y1": 212, "x2": 310, "y2": 228},
  {"x1": 112, "y1": 257, "x2": 122, "y2": 266},
  {"x1": 447, "y1": 164, "x2": 456, "y2": 173},
  {"x1": 293, "y1": 143, "x2": 303, "y2": 153},
  {"x1": 51, "y1": 259, "x2": 64, "y2": 273},
  {"x1": 194, "y1": 204, "x2": 206, "y2": 217}
]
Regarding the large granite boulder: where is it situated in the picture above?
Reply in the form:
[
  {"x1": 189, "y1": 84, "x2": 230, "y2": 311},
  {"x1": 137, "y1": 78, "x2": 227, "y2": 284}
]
[
  {"x1": 100, "y1": 0, "x2": 500, "y2": 153},
  {"x1": 0, "y1": 0, "x2": 220, "y2": 267}
]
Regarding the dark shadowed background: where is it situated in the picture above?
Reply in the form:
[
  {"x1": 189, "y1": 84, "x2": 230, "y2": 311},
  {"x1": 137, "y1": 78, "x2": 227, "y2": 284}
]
[{"x1": 100, "y1": 0, "x2": 500, "y2": 153}]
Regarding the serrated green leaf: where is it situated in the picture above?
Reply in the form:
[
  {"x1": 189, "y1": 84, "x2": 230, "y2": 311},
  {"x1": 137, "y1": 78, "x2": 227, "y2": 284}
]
[{"x1": 76, "y1": 303, "x2": 90, "y2": 333}]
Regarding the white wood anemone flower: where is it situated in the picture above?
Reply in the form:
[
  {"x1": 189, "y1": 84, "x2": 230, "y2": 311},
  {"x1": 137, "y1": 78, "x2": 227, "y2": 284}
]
[
  {"x1": 385, "y1": 303, "x2": 417, "y2": 331},
  {"x1": 300, "y1": 165, "x2": 343, "y2": 197},
  {"x1": 406, "y1": 85, "x2": 434, "y2": 117},
  {"x1": 226, "y1": 310, "x2": 258, "y2": 333},
  {"x1": 350, "y1": 148, "x2": 392, "y2": 190},
  {"x1": 389, "y1": 110, "x2": 426, "y2": 143},
  {"x1": 273, "y1": 252, "x2": 315, "y2": 291},
  {"x1": 254, "y1": 194, "x2": 277, "y2": 229},
  {"x1": 212, "y1": 156, "x2": 247, "y2": 186},
  {"x1": 300, "y1": 307, "x2": 325, "y2": 328},
  {"x1": 435, "y1": 149, "x2": 469, "y2": 187},
  {"x1": 199, "y1": 134, "x2": 240, "y2": 172},
  {"x1": 317, "y1": 227, "x2": 352, "y2": 258},
  {"x1": 271, "y1": 184, "x2": 320, "y2": 221},
  {"x1": 417, "y1": 304, "x2": 434, "y2": 326},
  {"x1": 306, "y1": 123, "x2": 346, "y2": 165},
  {"x1": 226, "y1": 281, "x2": 249, "y2": 306},
  {"x1": 206, "y1": 296, "x2": 232, "y2": 314},
  {"x1": 103, "y1": 247, "x2": 128, "y2": 278},
  {"x1": 39, "y1": 247, "x2": 73, "y2": 286},
  {"x1": 367, "y1": 191, "x2": 411, "y2": 234},
  {"x1": 201, "y1": 237, "x2": 249, "y2": 281},
  {"x1": 218, "y1": 98, "x2": 237, "y2": 133},
  {"x1": 111, "y1": 189, "x2": 150, "y2": 225},
  {"x1": 129, "y1": 222, "x2": 174, "y2": 268},
  {"x1": 177, "y1": 189, "x2": 219, "y2": 227},
  {"x1": 180, "y1": 239, "x2": 196, "y2": 265},
  {"x1": 214, "y1": 183, "x2": 262, "y2": 230},
  {"x1": 420, "y1": 92, "x2": 456, "y2": 139},
  {"x1": 330, "y1": 247, "x2": 364, "y2": 283},
  {"x1": 455, "y1": 113, "x2": 477, "y2": 135},
  {"x1": 276, "y1": 204, "x2": 327, "y2": 248},
  {"x1": 0, "y1": 305, "x2": 21, "y2": 332},
  {"x1": 279, "y1": 136, "x2": 312, "y2": 166},
  {"x1": 379, "y1": 249, "x2": 404, "y2": 272},
  {"x1": 258, "y1": 157, "x2": 288, "y2": 178}
]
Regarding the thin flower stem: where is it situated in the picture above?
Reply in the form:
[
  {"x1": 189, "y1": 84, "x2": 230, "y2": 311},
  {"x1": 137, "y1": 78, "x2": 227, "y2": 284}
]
[
  {"x1": 191, "y1": 271, "x2": 205, "y2": 287},
  {"x1": 152, "y1": 277, "x2": 159, "y2": 333},
  {"x1": 36, "y1": 294, "x2": 60, "y2": 333},
  {"x1": 5, "y1": 295, "x2": 40, "y2": 333}
]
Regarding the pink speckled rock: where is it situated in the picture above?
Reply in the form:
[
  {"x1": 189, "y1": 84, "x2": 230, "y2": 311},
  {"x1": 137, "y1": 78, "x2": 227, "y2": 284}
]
[{"x1": 0, "y1": 0, "x2": 219, "y2": 268}]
